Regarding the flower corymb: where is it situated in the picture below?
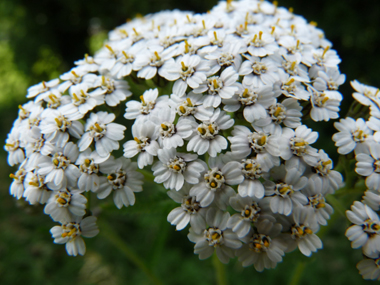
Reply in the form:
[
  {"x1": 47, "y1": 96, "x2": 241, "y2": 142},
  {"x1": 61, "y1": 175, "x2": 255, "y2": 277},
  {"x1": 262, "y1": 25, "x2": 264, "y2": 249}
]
[{"x1": 9, "y1": 0, "x2": 377, "y2": 280}]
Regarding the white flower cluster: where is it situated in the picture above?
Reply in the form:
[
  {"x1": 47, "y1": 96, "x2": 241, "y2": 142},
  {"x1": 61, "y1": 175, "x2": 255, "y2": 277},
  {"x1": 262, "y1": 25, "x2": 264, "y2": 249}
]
[
  {"x1": 5, "y1": 0, "x2": 345, "y2": 270},
  {"x1": 337, "y1": 81, "x2": 380, "y2": 281}
]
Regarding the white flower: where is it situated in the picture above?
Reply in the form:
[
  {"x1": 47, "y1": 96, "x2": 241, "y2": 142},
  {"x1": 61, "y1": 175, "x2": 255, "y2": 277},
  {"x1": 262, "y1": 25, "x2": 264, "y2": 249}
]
[
  {"x1": 237, "y1": 157, "x2": 266, "y2": 199},
  {"x1": 228, "y1": 125, "x2": 281, "y2": 171},
  {"x1": 346, "y1": 201, "x2": 380, "y2": 258},
  {"x1": 27, "y1": 78, "x2": 60, "y2": 99},
  {"x1": 188, "y1": 208, "x2": 242, "y2": 264},
  {"x1": 244, "y1": 30, "x2": 278, "y2": 57},
  {"x1": 333, "y1": 117, "x2": 373, "y2": 155},
  {"x1": 367, "y1": 116, "x2": 380, "y2": 141},
  {"x1": 368, "y1": 103, "x2": 380, "y2": 121},
  {"x1": 186, "y1": 15, "x2": 216, "y2": 38},
  {"x1": 160, "y1": 54, "x2": 210, "y2": 96},
  {"x1": 187, "y1": 108, "x2": 234, "y2": 157},
  {"x1": 39, "y1": 89, "x2": 68, "y2": 110},
  {"x1": 279, "y1": 52, "x2": 309, "y2": 80},
  {"x1": 357, "y1": 256, "x2": 380, "y2": 281},
  {"x1": 74, "y1": 54, "x2": 99, "y2": 73},
  {"x1": 289, "y1": 206, "x2": 322, "y2": 256},
  {"x1": 110, "y1": 41, "x2": 144, "y2": 78},
  {"x1": 356, "y1": 143, "x2": 380, "y2": 191},
  {"x1": 93, "y1": 75, "x2": 132, "y2": 107},
  {"x1": 281, "y1": 125, "x2": 319, "y2": 166},
  {"x1": 94, "y1": 42, "x2": 123, "y2": 72},
  {"x1": 302, "y1": 46, "x2": 341, "y2": 68},
  {"x1": 192, "y1": 66, "x2": 239, "y2": 108},
  {"x1": 363, "y1": 189, "x2": 380, "y2": 211},
  {"x1": 23, "y1": 171, "x2": 52, "y2": 205},
  {"x1": 96, "y1": 157, "x2": 143, "y2": 209},
  {"x1": 108, "y1": 24, "x2": 144, "y2": 42},
  {"x1": 134, "y1": 44, "x2": 179, "y2": 79},
  {"x1": 302, "y1": 178, "x2": 333, "y2": 226},
  {"x1": 123, "y1": 120, "x2": 159, "y2": 169},
  {"x1": 78, "y1": 111, "x2": 126, "y2": 157},
  {"x1": 227, "y1": 194, "x2": 270, "y2": 238},
  {"x1": 277, "y1": 32, "x2": 310, "y2": 53},
  {"x1": 189, "y1": 156, "x2": 243, "y2": 210},
  {"x1": 211, "y1": 0, "x2": 240, "y2": 14},
  {"x1": 204, "y1": 41, "x2": 243, "y2": 74},
  {"x1": 44, "y1": 188, "x2": 87, "y2": 223},
  {"x1": 4, "y1": 127, "x2": 25, "y2": 166},
  {"x1": 39, "y1": 108, "x2": 84, "y2": 148},
  {"x1": 351, "y1": 80, "x2": 380, "y2": 106},
  {"x1": 263, "y1": 165, "x2": 308, "y2": 216},
  {"x1": 37, "y1": 142, "x2": 80, "y2": 189},
  {"x1": 236, "y1": 219, "x2": 286, "y2": 271},
  {"x1": 9, "y1": 164, "x2": 27, "y2": 199},
  {"x1": 176, "y1": 37, "x2": 207, "y2": 56},
  {"x1": 223, "y1": 84, "x2": 275, "y2": 124},
  {"x1": 150, "y1": 106, "x2": 196, "y2": 149},
  {"x1": 153, "y1": 24, "x2": 185, "y2": 49},
  {"x1": 239, "y1": 55, "x2": 279, "y2": 87},
  {"x1": 76, "y1": 149, "x2": 110, "y2": 192},
  {"x1": 274, "y1": 70, "x2": 310, "y2": 100},
  {"x1": 16, "y1": 101, "x2": 44, "y2": 135},
  {"x1": 66, "y1": 83, "x2": 105, "y2": 115},
  {"x1": 50, "y1": 216, "x2": 99, "y2": 256},
  {"x1": 170, "y1": 92, "x2": 213, "y2": 121},
  {"x1": 308, "y1": 86, "x2": 342, "y2": 122},
  {"x1": 196, "y1": 29, "x2": 230, "y2": 54},
  {"x1": 308, "y1": 149, "x2": 343, "y2": 195},
  {"x1": 167, "y1": 183, "x2": 207, "y2": 233},
  {"x1": 59, "y1": 66, "x2": 97, "y2": 93},
  {"x1": 124, "y1": 88, "x2": 168, "y2": 120},
  {"x1": 24, "y1": 127, "x2": 54, "y2": 157},
  {"x1": 152, "y1": 148, "x2": 206, "y2": 190},
  {"x1": 254, "y1": 98, "x2": 303, "y2": 133},
  {"x1": 313, "y1": 68, "x2": 345, "y2": 92}
]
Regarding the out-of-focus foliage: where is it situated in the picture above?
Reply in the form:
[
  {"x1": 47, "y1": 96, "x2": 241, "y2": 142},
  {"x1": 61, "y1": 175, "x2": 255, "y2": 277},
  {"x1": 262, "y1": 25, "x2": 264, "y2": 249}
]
[
  {"x1": 1, "y1": 0, "x2": 380, "y2": 284},
  {"x1": 0, "y1": 42, "x2": 28, "y2": 106}
]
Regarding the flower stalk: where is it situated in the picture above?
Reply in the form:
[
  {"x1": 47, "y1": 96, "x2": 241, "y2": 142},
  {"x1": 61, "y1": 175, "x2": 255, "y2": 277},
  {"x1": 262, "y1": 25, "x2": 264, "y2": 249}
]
[{"x1": 99, "y1": 219, "x2": 163, "y2": 285}]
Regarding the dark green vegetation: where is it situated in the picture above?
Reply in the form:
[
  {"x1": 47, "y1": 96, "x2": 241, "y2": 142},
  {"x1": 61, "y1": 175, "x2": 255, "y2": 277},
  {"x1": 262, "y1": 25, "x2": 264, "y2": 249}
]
[{"x1": 1, "y1": 0, "x2": 379, "y2": 284}]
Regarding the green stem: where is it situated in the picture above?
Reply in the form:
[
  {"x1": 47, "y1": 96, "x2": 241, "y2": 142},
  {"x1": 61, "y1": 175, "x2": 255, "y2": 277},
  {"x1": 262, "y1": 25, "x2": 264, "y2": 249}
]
[
  {"x1": 317, "y1": 205, "x2": 341, "y2": 238},
  {"x1": 129, "y1": 71, "x2": 142, "y2": 85},
  {"x1": 99, "y1": 220, "x2": 163, "y2": 285},
  {"x1": 212, "y1": 253, "x2": 227, "y2": 285},
  {"x1": 289, "y1": 261, "x2": 306, "y2": 285},
  {"x1": 137, "y1": 168, "x2": 155, "y2": 181},
  {"x1": 86, "y1": 191, "x2": 91, "y2": 212},
  {"x1": 137, "y1": 169, "x2": 167, "y2": 194},
  {"x1": 325, "y1": 194, "x2": 346, "y2": 217},
  {"x1": 333, "y1": 155, "x2": 344, "y2": 174}
]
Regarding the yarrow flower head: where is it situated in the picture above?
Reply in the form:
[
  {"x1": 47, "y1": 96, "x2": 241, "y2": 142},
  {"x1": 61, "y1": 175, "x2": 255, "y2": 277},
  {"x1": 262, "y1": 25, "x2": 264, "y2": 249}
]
[
  {"x1": 7, "y1": 0, "x2": 365, "y2": 277},
  {"x1": 337, "y1": 79, "x2": 380, "y2": 280},
  {"x1": 50, "y1": 216, "x2": 99, "y2": 256}
]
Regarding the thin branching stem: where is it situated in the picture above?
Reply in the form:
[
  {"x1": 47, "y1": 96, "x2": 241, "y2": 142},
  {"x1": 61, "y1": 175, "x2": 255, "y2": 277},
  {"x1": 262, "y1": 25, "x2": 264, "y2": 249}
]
[
  {"x1": 213, "y1": 252, "x2": 227, "y2": 285},
  {"x1": 99, "y1": 220, "x2": 163, "y2": 285}
]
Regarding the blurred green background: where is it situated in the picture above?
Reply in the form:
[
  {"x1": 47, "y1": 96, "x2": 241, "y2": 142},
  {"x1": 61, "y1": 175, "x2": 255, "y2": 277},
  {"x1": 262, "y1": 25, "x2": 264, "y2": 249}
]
[{"x1": 1, "y1": 0, "x2": 380, "y2": 284}]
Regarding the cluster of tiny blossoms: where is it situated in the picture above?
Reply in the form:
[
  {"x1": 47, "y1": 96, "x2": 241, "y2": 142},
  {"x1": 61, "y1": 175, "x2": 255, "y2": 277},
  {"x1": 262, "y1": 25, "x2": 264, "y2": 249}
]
[
  {"x1": 336, "y1": 81, "x2": 380, "y2": 280},
  {"x1": 5, "y1": 0, "x2": 345, "y2": 271}
]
